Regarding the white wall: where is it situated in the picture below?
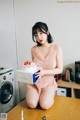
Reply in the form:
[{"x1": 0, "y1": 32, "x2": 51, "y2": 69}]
[
  {"x1": 1, "y1": 0, "x2": 80, "y2": 71},
  {"x1": 0, "y1": 0, "x2": 20, "y2": 103},
  {"x1": 14, "y1": 0, "x2": 80, "y2": 72},
  {"x1": 0, "y1": 0, "x2": 17, "y2": 68},
  {"x1": 13, "y1": 0, "x2": 80, "y2": 100},
  {"x1": 1, "y1": 0, "x2": 80, "y2": 101}
]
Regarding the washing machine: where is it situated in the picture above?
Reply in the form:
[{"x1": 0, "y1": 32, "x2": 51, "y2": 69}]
[{"x1": 0, "y1": 67, "x2": 15, "y2": 113}]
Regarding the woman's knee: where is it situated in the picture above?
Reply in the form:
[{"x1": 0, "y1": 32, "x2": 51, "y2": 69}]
[
  {"x1": 26, "y1": 99, "x2": 38, "y2": 108},
  {"x1": 39, "y1": 100, "x2": 54, "y2": 110}
]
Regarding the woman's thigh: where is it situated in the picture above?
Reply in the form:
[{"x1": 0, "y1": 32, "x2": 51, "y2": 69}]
[
  {"x1": 26, "y1": 84, "x2": 39, "y2": 108},
  {"x1": 39, "y1": 84, "x2": 57, "y2": 109}
]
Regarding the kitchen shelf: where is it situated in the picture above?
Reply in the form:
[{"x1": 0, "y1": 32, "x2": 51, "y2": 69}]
[{"x1": 57, "y1": 80, "x2": 80, "y2": 98}]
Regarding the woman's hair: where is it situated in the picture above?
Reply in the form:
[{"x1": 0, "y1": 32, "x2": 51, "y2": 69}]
[{"x1": 32, "y1": 22, "x2": 53, "y2": 46}]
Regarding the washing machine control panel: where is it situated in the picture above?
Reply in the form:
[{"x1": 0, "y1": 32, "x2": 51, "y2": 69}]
[
  {"x1": 3, "y1": 75, "x2": 7, "y2": 80},
  {"x1": 0, "y1": 67, "x2": 13, "y2": 74},
  {"x1": 0, "y1": 68, "x2": 14, "y2": 82}
]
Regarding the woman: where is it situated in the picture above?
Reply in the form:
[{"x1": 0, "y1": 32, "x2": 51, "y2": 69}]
[{"x1": 26, "y1": 22, "x2": 63, "y2": 109}]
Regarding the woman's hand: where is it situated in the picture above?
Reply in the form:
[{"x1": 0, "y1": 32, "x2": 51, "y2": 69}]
[{"x1": 35, "y1": 68, "x2": 46, "y2": 80}]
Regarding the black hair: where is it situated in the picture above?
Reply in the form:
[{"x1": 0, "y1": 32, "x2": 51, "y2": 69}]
[{"x1": 32, "y1": 22, "x2": 53, "y2": 46}]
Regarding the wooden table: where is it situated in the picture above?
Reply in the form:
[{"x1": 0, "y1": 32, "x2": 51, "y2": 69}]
[{"x1": 7, "y1": 96, "x2": 80, "y2": 120}]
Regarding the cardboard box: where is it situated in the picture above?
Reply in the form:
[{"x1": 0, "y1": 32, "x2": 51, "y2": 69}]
[{"x1": 16, "y1": 69, "x2": 39, "y2": 84}]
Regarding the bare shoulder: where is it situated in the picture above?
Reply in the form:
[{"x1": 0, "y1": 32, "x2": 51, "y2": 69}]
[
  {"x1": 31, "y1": 45, "x2": 37, "y2": 52},
  {"x1": 52, "y1": 42, "x2": 62, "y2": 54},
  {"x1": 53, "y1": 42, "x2": 62, "y2": 50}
]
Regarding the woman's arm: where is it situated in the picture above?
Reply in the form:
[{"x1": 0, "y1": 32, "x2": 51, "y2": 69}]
[
  {"x1": 36, "y1": 44, "x2": 63, "y2": 78},
  {"x1": 31, "y1": 46, "x2": 36, "y2": 61},
  {"x1": 31, "y1": 48, "x2": 34, "y2": 61},
  {"x1": 45, "y1": 44, "x2": 63, "y2": 75}
]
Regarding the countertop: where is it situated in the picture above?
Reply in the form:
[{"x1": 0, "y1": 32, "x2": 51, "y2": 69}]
[{"x1": 7, "y1": 96, "x2": 80, "y2": 120}]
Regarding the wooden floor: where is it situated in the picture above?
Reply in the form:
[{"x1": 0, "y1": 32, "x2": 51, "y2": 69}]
[{"x1": 7, "y1": 96, "x2": 80, "y2": 120}]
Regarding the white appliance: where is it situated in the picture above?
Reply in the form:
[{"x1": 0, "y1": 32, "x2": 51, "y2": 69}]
[
  {"x1": 0, "y1": 67, "x2": 15, "y2": 113},
  {"x1": 57, "y1": 87, "x2": 66, "y2": 97}
]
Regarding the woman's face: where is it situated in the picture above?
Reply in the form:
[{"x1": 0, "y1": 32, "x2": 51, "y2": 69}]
[{"x1": 34, "y1": 30, "x2": 48, "y2": 44}]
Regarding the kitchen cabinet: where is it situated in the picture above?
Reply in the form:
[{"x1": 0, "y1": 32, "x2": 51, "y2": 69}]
[{"x1": 57, "y1": 80, "x2": 80, "y2": 98}]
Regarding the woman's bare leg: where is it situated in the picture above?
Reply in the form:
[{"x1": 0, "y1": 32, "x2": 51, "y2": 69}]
[
  {"x1": 39, "y1": 84, "x2": 57, "y2": 110},
  {"x1": 26, "y1": 84, "x2": 39, "y2": 108}
]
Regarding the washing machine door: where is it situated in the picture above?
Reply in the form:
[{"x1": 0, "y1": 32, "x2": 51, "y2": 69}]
[{"x1": 0, "y1": 81, "x2": 13, "y2": 104}]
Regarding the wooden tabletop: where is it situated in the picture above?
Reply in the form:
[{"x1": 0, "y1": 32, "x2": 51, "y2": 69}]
[{"x1": 7, "y1": 96, "x2": 80, "y2": 120}]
